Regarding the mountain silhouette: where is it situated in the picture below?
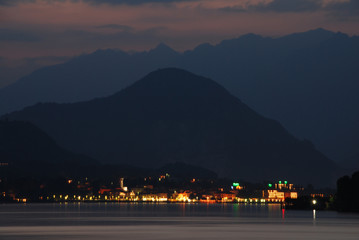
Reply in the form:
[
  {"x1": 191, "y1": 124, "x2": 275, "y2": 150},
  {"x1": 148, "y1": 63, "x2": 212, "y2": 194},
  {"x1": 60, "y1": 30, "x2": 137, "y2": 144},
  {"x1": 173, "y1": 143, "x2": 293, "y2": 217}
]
[
  {"x1": 4, "y1": 68, "x2": 339, "y2": 187},
  {"x1": 0, "y1": 120, "x2": 166, "y2": 179},
  {"x1": 0, "y1": 29, "x2": 357, "y2": 165},
  {"x1": 0, "y1": 120, "x2": 98, "y2": 177}
]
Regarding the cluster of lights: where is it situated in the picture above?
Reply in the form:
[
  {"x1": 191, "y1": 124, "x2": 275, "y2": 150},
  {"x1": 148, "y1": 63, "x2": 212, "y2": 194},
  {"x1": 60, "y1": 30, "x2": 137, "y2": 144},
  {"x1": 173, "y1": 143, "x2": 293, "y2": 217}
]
[
  {"x1": 268, "y1": 180, "x2": 288, "y2": 187},
  {"x1": 237, "y1": 198, "x2": 267, "y2": 203},
  {"x1": 232, "y1": 182, "x2": 243, "y2": 190},
  {"x1": 8, "y1": 176, "x2": 302, "y2": 204},
  {"x1": 142, "y1": 197, "x2": 168, "y2": 202}
]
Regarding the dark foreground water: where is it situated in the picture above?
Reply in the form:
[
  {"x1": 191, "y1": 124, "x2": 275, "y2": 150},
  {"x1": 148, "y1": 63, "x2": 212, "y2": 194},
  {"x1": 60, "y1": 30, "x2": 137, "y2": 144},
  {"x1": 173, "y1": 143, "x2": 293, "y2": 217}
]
[{"x1": 0, "y1": 203, "x2": 358, "y2": 239}]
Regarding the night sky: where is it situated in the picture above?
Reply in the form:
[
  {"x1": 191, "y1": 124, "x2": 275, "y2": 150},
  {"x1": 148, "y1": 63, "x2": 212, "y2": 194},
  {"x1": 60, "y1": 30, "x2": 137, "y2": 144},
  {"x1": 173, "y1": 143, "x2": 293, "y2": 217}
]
[{"x1": 0, "y1": 0, "x2": 358, "y2": 59}]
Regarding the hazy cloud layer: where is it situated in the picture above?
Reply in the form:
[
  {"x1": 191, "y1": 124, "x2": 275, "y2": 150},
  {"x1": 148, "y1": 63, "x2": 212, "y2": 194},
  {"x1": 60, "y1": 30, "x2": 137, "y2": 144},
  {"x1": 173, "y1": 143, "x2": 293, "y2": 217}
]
[
  {"x1": 0, "y1": 0, "x2": 35, "y2": 6},
  {"x1": 1, "y1": 0, "x2": 357, "y2": 16},
  {"x1": 95, "y1": 24, "x2": 133, "y2": 31},
  {"x1": 220, "y1": 0, "x2": 359, "y2": 15},
  {"x1": 0, "y1": 0, "x2": 191, "y2": 6},
  {"x1": 252, "y1": 0, "x2": 323, "y2": 12},
  {"x1": 0, "y1": 28, "x2": 42, "y2": 42},
  {"x1": 83, "y1": 0, "x2": 193, "y2": 5},
  {"x1": 325, "y1": 0, "x2": 359, "y2": 17}
]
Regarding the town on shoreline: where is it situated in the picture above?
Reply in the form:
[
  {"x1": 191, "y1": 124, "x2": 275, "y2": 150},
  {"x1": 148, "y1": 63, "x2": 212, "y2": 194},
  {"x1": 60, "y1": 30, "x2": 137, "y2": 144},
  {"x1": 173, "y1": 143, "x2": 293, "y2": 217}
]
[{"x1": 1, "y1": 174, "x2": 335, "y2": 211}]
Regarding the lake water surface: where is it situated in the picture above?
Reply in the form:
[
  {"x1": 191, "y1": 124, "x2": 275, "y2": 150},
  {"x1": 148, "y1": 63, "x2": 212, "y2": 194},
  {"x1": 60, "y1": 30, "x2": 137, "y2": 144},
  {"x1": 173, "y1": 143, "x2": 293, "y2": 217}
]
[{"x1": 0, "y1": 203, "x2": 358, "y2": 239}]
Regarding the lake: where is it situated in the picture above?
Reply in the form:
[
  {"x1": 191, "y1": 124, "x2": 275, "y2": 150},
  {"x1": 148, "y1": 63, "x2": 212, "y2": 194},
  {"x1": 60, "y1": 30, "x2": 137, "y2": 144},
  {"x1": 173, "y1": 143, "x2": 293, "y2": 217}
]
[{"x1": 0, "y1": 203, "x2": 358, "y2": 239}]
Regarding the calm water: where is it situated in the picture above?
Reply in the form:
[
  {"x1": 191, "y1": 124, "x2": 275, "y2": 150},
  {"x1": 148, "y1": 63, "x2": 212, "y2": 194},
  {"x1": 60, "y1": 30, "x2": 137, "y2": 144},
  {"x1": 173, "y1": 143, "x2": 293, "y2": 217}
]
[{"x1": 0, "y1": 203, "x2": 358, "y2": 239}]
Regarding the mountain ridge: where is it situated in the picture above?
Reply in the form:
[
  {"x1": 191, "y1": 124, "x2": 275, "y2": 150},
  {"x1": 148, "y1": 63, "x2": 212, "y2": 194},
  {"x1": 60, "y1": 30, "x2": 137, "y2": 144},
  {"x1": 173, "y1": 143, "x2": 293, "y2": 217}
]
[
  {"x1": 4, "y1": 68, "x2": 340, "y2": 187},
  {"x1": 0, "y1": 28, "x2": 358, "y2": 165}
]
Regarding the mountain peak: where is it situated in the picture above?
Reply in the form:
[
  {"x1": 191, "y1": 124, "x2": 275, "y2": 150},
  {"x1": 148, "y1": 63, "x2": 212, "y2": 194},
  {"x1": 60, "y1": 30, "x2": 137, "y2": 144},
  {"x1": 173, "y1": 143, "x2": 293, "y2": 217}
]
[
  {"x1": 148, "y1": 43, "x2": 178, "y2": 56},
  {"x1": 155, "y1": 42, "x2": 172, "y2": 49},
  {"x1": 279, "y1": 28, "x2": 336, "y2": 42},
  {"x1": 311, "y1": 27, "x2": 333, "y2": 33},
  {"x1": 5, "y1": 69, "x2": 339, "y2": 186},
  {"x1": 306, "y1": 28, "x2": 337, "y2": 37},
  {"x1": 122, "y1": 68, "x2": 230, "y2": 98}
]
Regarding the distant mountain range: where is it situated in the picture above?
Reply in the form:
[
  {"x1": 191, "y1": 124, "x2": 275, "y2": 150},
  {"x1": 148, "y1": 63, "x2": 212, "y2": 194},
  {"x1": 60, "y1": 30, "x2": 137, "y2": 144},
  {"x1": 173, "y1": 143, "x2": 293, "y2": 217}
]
[
  {"x1": 4, "y1": 68, "x2": 340, "y2": 187},
  {"x1": 0, "y1": 28, "x2": 357, "y2": 165}
]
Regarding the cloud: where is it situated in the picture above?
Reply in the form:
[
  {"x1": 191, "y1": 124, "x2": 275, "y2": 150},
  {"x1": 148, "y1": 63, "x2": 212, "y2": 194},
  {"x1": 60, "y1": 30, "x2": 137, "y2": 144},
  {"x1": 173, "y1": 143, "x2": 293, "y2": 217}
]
[
  {"x1": 220, "y1": 0, "x2": 324, "y2": 13},
  {"x1": 219, "y1": 0, "x2": 359, "y2": 21},
  {"x1": 219, "y1": 6, "x2": 246, "y2": 13},
  {"x1": 0, "y1": 28, "x2": 42, "y2": 42},
  {"x1": 0, "y1": 0, "x2": 35, "y2": 6},
  {"x1": 83, "y1": 0, "x2": 191, "y2": 5},
  {"x1": 253, "y1": 0, "x2": 323, "y2": 12},
  {"x1": 95, "y1": 24, "x2": 133, "y2": 32},
  {"x1": 10, "y1": 26, "x2": 167, "y2": 55},
  {"x1": 61, "y1": 27, "x2": 165, "y2": 43},
  {"x1": 325, "y1": 0, "x2": 359, "y2": 17},
  {"x1": 0, "y1": 0, "x2": 192, "y2": 6}
]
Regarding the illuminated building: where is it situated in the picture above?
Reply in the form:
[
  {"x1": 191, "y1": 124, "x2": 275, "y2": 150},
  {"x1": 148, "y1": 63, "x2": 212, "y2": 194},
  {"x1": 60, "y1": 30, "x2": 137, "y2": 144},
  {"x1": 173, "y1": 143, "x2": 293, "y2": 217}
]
[
  {"x1": 213, "y1": 192, "x2": 236, "y2": 202},
  {"x1": 231, "y1": 182, "x2": 244, "y2": 190},
  {"x1": 142, "y1": 193, "x2": 168, "y2": 202},
  {"x1": 119, "y1": 178, "x2": 128, "y2": 192},
  {"x1": 171, "y1": 191, "x2": 192, "y2": 202},
  {"x1": 311, "y1": 193, "x2": 325, "y2": 198},
  {"x1": 263, "y1": 181, "x2": 298, "y2": 202}
]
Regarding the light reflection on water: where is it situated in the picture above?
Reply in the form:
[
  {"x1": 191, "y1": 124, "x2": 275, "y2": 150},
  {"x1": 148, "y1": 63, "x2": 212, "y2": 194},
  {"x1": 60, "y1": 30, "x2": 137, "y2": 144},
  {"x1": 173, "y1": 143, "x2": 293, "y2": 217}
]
[{"x1": 0, "y1": 203, "x2": 358, "y2": 239}]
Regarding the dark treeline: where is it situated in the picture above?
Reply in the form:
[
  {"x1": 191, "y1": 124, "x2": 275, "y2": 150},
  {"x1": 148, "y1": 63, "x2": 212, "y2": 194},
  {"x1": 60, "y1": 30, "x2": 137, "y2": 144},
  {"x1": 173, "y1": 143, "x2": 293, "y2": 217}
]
[
  {"x1": 285, "y1": 170, "x2": 359, "y2": 212},
  {"x1": 335, "y1": 171, "x2": 359, "y2": 212}
]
